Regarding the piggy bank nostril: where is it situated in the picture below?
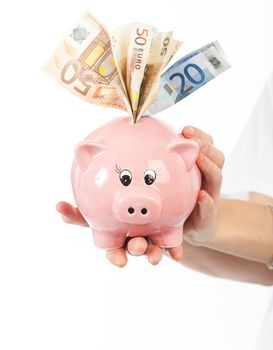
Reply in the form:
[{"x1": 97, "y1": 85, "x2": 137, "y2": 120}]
[
  {"x1": 141, "y1": 208, "x2": 148, "y2": 215},
  {"x1": 128, "y1": 207, "x2": 135, "y2": 214}
]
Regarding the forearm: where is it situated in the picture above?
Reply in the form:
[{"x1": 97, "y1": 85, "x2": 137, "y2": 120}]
[
  {"x1": 204, "y1": 199, "x2": 273, "y2": 263},
  {"x1": 172, "y1": 241, "x2": 273, "y2": 286}
]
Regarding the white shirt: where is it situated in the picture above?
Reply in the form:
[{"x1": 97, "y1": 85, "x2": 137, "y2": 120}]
[
  {"x1": 222, "y1": 73, "x2": 273, "y2": 349},
  {"x1": 222, "y1": 73, "x2": 273, "y2": 198}
]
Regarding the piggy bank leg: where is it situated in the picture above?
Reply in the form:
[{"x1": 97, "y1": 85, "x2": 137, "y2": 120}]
[
  {"x1": 149, "y1": 227, "x2": 183, "y2": 248},
  {"x1": 92, "y1": 230, "x2": 126, "y2": 250}
]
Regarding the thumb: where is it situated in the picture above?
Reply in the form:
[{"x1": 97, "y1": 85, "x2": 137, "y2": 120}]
[
  {"x1": 196, "y1": 190, "x2": 215, "y2": 223},
  {"x1": 184, "y1": 190, "x2": 215, "y2": 243},
  {"x1": 56, "y1": 201, "x2": 89, "y2": 227}
]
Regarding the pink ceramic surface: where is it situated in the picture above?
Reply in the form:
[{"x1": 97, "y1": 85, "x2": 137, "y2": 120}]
[{"x1": 71, "y1": 116, "x2": 201, "y2": 249}]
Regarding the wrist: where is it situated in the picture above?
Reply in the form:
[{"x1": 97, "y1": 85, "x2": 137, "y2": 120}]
[{"x1": 203, "y1": 199, "x2": 273, "y2": 263}]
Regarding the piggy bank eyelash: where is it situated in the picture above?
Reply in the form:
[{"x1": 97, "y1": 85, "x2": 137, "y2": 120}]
[
  {"x1": 115, "y1": 165, "x2": 161, "y2": 176},
  {"x1": 114, "y1": 164, "x2": 122, "y2": 174}
]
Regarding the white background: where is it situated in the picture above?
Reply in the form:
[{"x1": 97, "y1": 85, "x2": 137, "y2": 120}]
[{"x1": 0, "y1": 0, "x2": 273, "y2": 349}]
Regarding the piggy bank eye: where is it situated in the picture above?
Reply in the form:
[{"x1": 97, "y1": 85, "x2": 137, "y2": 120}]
[
  {"x1": 119, "y1": 169, "x2": 132, "y2": 186},
  {"x1": 144, "y1": 169, "x2": 156, "y2": 185}
]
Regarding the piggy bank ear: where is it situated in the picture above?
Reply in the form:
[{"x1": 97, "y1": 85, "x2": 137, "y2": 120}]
[
  {"x1": 75, "y1": 140, "x2": 106, "y2": 172},
  {"x1": 167, "y1": 139, "x2": 199, "y2": 171}
]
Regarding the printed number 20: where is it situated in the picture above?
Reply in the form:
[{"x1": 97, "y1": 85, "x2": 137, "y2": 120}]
[{"x1": 169, "y1": 63, "x2": 205, "y2": 95}]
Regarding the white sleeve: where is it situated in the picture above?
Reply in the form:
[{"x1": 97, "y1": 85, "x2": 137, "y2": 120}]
[{"x1": 221, "y1": 73, "x2": 273, "y2": 198}]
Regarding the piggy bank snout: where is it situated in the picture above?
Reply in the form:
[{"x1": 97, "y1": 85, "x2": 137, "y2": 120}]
[{"x1": 112, "y1": 189, "x2": 162, "y2": 224}]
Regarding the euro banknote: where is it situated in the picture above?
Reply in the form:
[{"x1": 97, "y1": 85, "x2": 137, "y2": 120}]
[
  {"x1": 44, "y1": 12, "x2": 230, "y2": 122},
  {"x1": 44, "y1": 12, "x2": 129, "y2": 112},
  {"x1": 146, "y1": 41, "x2": 230, "y2": 115}
]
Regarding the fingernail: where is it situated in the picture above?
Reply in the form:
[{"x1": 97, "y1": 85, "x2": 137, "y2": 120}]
[
  {"x1": 186, "y1": 127, "x2": 194, "y2": 135},
  {"x1": 116, "y1": 258, "x2": 126, "y2": 268},
  {"x1": 130, "y1": 249, "x2": 139, "y2": 255},
  {"x1": 148, "y1": 257, "x2": 158, "y2": 265},
  {"x1": 61, "y1": 215, "x2": 72, "y2": 224},
  {"x1": 198, "y1": 191, "x2": 207, "y2": 203}
]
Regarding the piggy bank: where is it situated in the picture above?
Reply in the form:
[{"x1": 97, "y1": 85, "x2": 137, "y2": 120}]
[{"x1": 71, "y1": 116, "x2": 201, "y2": 249}]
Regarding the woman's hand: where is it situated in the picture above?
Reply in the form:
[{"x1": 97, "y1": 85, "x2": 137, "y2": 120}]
[
  {"x1": 56, "y1": 202, "x2": 182, "y2": 267},
  {"x1": 124, "y1": 126, "x2": 225, "y2": 259},
  {"x1": 182, "y1": 126, "x2": 225, "y2": 245}
]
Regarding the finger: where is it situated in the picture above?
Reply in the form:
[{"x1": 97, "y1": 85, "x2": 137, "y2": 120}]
[
  {"x1": 105, "y1": 248, "x2": 127, "y2": 267},
  {"x1": 166, "y1": 244, "x2": 183, "y2": 261},
  {"x1": 200, "y1": 142, "x2": 225, "y2": 169},
  {"x1": 56, "y1": 201, "x2": 89, "y2": 227},
  {"x1": 127, "y1": 237, "x2": 148, "y2": 256},
  {"x1": 184, "y1": 190, "x2": 211, "y2": 232},
  {"x1": 184, "y1": 190, "x2": 216, "y2": 243},
  {"x1": 182, "y1": 126, "x2": 214, "y2": 145},
  {"x1": 196, "y1": 154, "x2": 222, "y2": 198},
  {"x1": 196, "y1": 190, "x2": 216, "y2": 221},
  {"x1": 146, "y1": 244, "x2": 163, "y2": 265}
]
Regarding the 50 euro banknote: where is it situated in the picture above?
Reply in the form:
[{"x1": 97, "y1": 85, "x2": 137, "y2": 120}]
[
  {"x1": 44, "y1": 12, "x2": 130, "y2": 112},
  {"x1": 44, "y1": 12, "x2": 230, "y2": 122}
]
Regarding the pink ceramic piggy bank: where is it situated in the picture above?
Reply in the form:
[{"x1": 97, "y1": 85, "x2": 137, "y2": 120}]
[{"x1": 71, "y1": 116, "x2": 201, "y2": 250}]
